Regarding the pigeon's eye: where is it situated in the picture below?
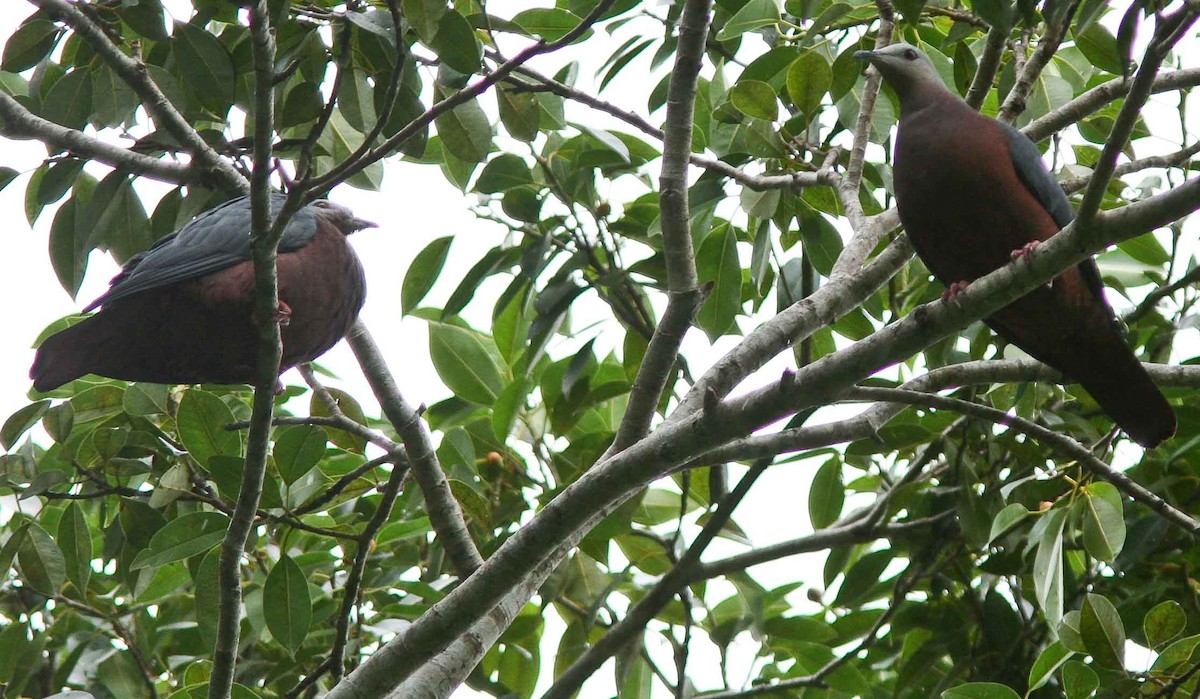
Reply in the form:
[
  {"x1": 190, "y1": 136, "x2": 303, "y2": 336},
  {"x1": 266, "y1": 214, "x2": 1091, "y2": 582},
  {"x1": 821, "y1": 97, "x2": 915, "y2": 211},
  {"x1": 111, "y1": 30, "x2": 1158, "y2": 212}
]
[{"x1": 903, "y1": 48, "x2": 917, "y2": 60}]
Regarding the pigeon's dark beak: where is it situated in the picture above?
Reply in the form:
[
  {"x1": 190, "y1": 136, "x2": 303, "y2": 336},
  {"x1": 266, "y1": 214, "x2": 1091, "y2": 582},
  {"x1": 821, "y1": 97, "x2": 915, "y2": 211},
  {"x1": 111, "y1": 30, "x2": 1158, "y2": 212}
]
[
  {"x1": 350, "y1": 217, "x2": 378, "y2": 232},
  {"x1": 854, "y1": 50, "x2": 878, "y2": 62}
]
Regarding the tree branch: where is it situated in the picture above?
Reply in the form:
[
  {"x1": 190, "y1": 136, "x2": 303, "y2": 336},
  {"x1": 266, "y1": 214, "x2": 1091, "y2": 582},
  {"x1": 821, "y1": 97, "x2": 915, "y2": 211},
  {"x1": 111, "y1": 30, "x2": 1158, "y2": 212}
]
[
  {"x1": 609, "y1": 0, "x2": 711, "y2": 453},
  {"x1": 32, "y1": 0, "x2": 247, "y2": 194},
  {"x1": 209, "y1": 5, "x2": 275, "y2": 699},
  {"x1": 0, "y1": 92, "x2": 193, "y2": 184},
  {"x1": 346, "y1": 321, "x2": 483, "y2": 577}
]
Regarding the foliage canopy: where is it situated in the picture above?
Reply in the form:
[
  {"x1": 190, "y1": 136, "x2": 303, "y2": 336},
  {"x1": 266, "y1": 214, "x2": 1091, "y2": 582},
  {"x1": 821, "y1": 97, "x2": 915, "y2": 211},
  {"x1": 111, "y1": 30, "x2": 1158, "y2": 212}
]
[{"x1": 2, "y1": 0, "x2": 1200, "y2": 697}]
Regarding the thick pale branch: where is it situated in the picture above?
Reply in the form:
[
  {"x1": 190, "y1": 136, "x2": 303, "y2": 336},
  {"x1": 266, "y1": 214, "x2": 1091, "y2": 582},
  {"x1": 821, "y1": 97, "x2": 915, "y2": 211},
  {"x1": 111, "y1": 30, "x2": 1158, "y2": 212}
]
[
  {"x1": 676, "y1": 233, "x2": 911, "y2": 419},
  {"x1": 0, "y1": 92, "x2": 193, "y2": 184},
  {"x1": 1025, "y1": 69, "x2": 1200, "y2": 142}
]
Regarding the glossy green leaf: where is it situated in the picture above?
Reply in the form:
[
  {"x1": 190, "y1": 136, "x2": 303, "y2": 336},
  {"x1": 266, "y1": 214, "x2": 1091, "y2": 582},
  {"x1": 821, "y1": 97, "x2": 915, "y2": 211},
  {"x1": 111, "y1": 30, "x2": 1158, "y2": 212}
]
[
  {"x1": 1061, "y1": 660, "x2": 1098, "y2": 699},
  {"x1": 1081, "y1": 481, "x2": 1124, "y2": 562},
  {"x1": 1080, "y1": 593, "x2": 1124, "y2": 668},
  {"x1": 1027, "y1": 641, "x2": 1071, "y2": 692},
  {"x1": 177, "y1": 389, "x2": 242, "y2": 468},
  {"x1": 1, "y1": 400, "x2": 49, "y2": 450},
  {"x1": 808, "y1": 458, "x2": 844, "y2": 529},
  {"x1": 129, "y1": 512, "x2": 229, "y2": 571},
  {"x1": 786, "y1": 51, "x2": 832, "y2": 122},
  {"x1": 512, "y1": 8, "x2": 588, "y2": 41},
  {"x1": 1033, "y1": 507, "x2": 1066, "y2": 627},
  {"x1": 729, "y1": 80, "x2": 778, "y2": 121},
  {"x1": 941, "y1": 683, "x2": 1020, "y2": 699},
  {"x1": 41, "y1": 69, "x2": 91, "y2": 130},
  {"x1": 428, "y1": 321, "x2": 506, "y2": 404},
  {"x1": 716, "y1": 0, "x2": 780, "y2": 41},
  {"x1": 434, "y1": 92, "x2": 492, "y2": 163},
  {"x1": 430, "y1": 10, "x2": 481, "y2": 74},
  {"x1": 56, "y1": 502, "x2": 91, "y2": 594},
  {"x1": 2, "y1": 17, "x2": 60, "y2": 72},
  {"x1": 264, "y1": 554, "x2": 312, "y2": 655},
  {"x1": 695, "y1": 225, "x2": 742, "y2": 342},
  {"x1": 273, "y1": 425, "x2": 327, "y2": 485},
  {"x1": 1144, "y1": 600, "x2": 1186, "y2": 649},
  {"x1": 172, "y1": 21, "x2": 235, "y2": 115},
  {"x1": 17, "y1": 522, "x2": 65, "y2": 595},
  {"x1": 402, "y1": 236, "x2": 454, "y2": 314}
]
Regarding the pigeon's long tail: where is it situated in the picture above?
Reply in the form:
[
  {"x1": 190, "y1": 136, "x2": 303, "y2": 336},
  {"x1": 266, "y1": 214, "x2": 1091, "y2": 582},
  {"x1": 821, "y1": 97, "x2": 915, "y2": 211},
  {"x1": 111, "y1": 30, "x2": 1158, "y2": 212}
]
[
  {"x1": 1065, "y1": 327, "x2": 1176, "y2": 449},
  {"x1": 989, "y1": 288, "x2": 1175, "y2": 449},
  {"x1": 30, "y1": 315, "x2": 114, "y2": 392}
]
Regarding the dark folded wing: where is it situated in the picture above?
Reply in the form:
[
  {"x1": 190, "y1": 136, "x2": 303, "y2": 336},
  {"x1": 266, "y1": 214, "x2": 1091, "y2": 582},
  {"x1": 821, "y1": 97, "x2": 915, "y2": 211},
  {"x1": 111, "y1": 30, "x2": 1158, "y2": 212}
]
[{"x1": 85, "y1": 194, "x2": 319, "y2": 311}]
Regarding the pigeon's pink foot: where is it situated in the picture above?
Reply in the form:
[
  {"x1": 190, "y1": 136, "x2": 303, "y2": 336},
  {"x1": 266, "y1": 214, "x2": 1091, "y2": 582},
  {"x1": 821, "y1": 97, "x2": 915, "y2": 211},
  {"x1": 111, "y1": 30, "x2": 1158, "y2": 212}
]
[
  {"x1": 1010, "y1": 241, "x2": 1040, "y2": 261},
  {"x1": 941, "y1": 280, "x2": 972, "y2": 301}
]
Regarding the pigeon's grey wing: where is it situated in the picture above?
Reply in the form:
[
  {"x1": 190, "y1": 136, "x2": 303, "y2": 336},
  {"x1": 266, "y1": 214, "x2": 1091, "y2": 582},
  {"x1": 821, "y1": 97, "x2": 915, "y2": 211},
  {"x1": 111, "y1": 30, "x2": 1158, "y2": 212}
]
[
  {"x1": 1002, "y1": 124, "x2": 1106, "y2": 303},
  {"x1": 85, "y1": 194, "x2": 318, "y2": 310}
]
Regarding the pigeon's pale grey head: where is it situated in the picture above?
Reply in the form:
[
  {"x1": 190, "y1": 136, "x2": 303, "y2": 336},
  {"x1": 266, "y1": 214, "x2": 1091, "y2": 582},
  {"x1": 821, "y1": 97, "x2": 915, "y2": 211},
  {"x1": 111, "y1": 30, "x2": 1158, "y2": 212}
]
[
  {"x1": 311, "y1": 199, "x2": 378, "y2": 235},
  {"x1": 854, "y1": 42, "x2": 946, "y2": 105}
]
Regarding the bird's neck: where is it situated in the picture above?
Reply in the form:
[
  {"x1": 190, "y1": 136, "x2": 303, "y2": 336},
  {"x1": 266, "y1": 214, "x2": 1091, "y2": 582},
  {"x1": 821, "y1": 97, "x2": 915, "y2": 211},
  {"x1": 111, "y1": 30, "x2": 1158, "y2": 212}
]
[{"x1": 898, "y1": 82, "x2": 967, "y2": 119}]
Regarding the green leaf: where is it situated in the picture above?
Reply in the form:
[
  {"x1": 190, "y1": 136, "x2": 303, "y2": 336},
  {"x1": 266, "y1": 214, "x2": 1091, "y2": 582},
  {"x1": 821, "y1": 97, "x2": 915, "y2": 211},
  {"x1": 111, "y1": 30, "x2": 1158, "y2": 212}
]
[
  {"x1": 1027, "y1": 641, "x2": 1072, "y2": 692},
  {"x1": 1, "y1": 401, "x2": 49, "y2": 450},
  {"x1": 194, "y1": 549, "x2": 220, "y2": 649},
  {"x1": 511, "y1": 8, "x2": 588, "y2": 41},
  {"x1": 1144, "y1": 600, "x2": 1186, "y2": 649},
  {"x1": 338, "y1": 68, "x2": 376, "y2": 133},
  {"x1": 273, "y1": 425, "x2": 327, "y2": 485},
  {"x1": 172, "y1": 21, "x2": 235, "y2": 116},
  {"x1": 41, "y1": 69, "x2": 92, "y2": 130},
  {"x1": 833, "y1": 549, "x2": 891, "y2": 606},
  {"x1": 402, "y1": 0, "x2": 447, "y2": 43},
  {"x1": 941, "y1": 683, "x2": 1021, "y2": 699},
  {"x1": 1081, "y1": 481, "x2": 1124, "y2": 562},
  {"x1": 1073, "y1": 23, "x2": 1123, "y2": 75},
  {"x1": 49, "y1": 197, "x2": 87, "y2": 298},
  {"x1": 475, "y1": 154, "x2": 534, "y2": 193},
  {"x1": 17, "y1": 523, "x2": 66, "y2": 594},
  {"x1": 430, "y1": 10, "x2": 481, "y2": 74},
  {"x1": 434, "y1": 92, "x2": 492, "y2": 163},
  {"x1": 786, "y1": 51, "x2": 832, "y2": 124},
  {"x1": 695, "y1": 225, "x2": 742, "y2": 342},
  {"x1": 1152, "y1": 634, "x2": 1200, "y2": 674},
  {"x1": 449, "y1": 479, "x2": 491, "y2": 523},
  {"x1": 310, "y1": 387, "x2": 369, "y2": 453},
  {"x1": 402, "y1": 236, "x2": 454, "y2": 314},
  {"x1": 1061, "y1": 660, "x2": 1098, "y2": 699},
  {"x1": 2, "y1": 17, "x2": 60, "y2": 72},
  {"x1": 428, "y1": 321, "x2": 506, "y2": 404},
  {"x1": 729, "y1": 80, "x2": 778, "y2": 121},
  {"x1": 716, "y1": 0, "x2": 780, "y2": 41},
  {"x1": 129, "y1": 512, "x2": 229, "y2": 570},
  {"x1": 988, "y1": 503, "x2": 1030, "y2": 543},
  {"x1": 1080, "y1": 593, "x2": 1124, "y2": 668},
  {"x1": 808, "y1": 458, "x2": 844, "y2": 529},
  {"x1": 1033, "y1": 507, "x2": 1066, "y2": 627},
  {"x1": 263, "y1": 554, "x2": 312, "y2": 655},
  {"x1": 967, "y1": 0, "x2": 1012, "y2": 31},
  {"x1": 57, "y1": 502, "x2": 92, "y2": 594},
  {"x1": 177, "y1": 389, "x2": 242, "y2": 468},
  {"x1": 1118, "y1": 233, "x2": 1170, "y2": 267},
  {"x1": 800, "y1": 210, "x2": 843, "y2": 277},
  {"x1": 497, "y1": 85, "x2": 540, "y2": 142}
]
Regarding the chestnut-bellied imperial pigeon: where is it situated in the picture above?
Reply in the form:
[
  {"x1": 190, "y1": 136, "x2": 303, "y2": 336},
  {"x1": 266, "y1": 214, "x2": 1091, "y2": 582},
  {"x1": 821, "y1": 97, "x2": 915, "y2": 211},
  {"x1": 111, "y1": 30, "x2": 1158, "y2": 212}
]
[
  {"x1": 856, "y1": 42, "x2": 1175, "y2": 448},
  {"x1": 31, "y1": 193, "x2": 375, "y2": 392}
]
